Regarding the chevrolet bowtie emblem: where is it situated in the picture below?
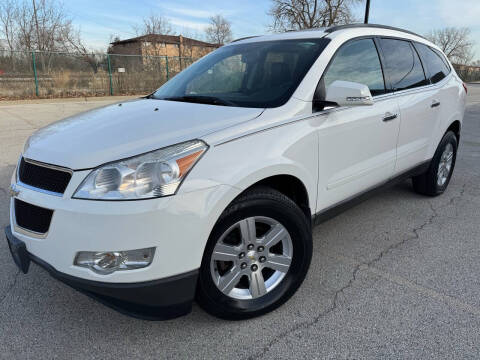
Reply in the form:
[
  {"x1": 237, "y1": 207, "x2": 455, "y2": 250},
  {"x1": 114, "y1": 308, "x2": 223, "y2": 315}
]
[{"x1": 9, "y1": 184, "x2": 20, "y2": 198}]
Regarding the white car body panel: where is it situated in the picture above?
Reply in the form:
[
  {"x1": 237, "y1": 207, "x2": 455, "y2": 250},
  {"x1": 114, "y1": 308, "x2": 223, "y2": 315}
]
[
  {"x1": 9, "y1": 26, "x2": 466, "y2": 287},
  {"x1": 192, "y1": 108, "x2": 320, "y2": 210},
  {"x1": 428, "y1": 75, "x2": 466, "y2": 157},
  {"x1": 315, "y1": 96, "x2": 400, "y2": 210},
  {"x1": 11, "y1": 176, "x2": 241, "y2": 282},
  {"x1": 23, "y1": 98, "x2": 264, "y2": 169},
  {"x1": 394, "y1": 86, "x2": 438, "y2": 174}
]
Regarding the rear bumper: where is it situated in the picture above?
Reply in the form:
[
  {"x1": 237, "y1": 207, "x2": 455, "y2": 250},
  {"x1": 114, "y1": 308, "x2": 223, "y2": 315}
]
[{"x1": 5, "y1": 225, "x2": 198, "y2": 320}]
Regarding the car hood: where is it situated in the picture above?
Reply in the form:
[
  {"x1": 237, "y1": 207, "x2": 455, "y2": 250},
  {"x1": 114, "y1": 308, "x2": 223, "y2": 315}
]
[{"x1": 23, "y1": 99, "x2": 264, "y2": 169}]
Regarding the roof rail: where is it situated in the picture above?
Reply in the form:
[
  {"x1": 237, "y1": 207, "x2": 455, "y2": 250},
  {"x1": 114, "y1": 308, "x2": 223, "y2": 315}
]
[
  {"x1": 231, "y1": 36, "x2": 260, "y2": 43},
  {"x1": 285, "y1": 27, "x2": 326, "y2": 33},
  {"x1": 325, "y1": 23, "x2": 426, "y2": 40}
]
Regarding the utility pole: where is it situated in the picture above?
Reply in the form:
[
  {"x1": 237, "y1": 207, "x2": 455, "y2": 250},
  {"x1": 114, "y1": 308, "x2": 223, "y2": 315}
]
[
  {"x1": 364, "y1": 0, "x2": 371, "y2": 24},
  {"x1": 32, "y1": 0, "x2": 42, "y2": 96}
]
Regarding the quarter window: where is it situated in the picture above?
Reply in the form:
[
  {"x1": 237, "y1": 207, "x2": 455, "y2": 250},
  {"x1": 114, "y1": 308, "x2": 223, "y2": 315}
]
[
  {"x1": 379, "y1": 38, "x2": 428, "y2": 91},
  {"x1": 415, "y1": 43, "x2": 451, "y2": 84},
  {"x1": 323, "y1": 39, "x2": 385, "y2": 96}
]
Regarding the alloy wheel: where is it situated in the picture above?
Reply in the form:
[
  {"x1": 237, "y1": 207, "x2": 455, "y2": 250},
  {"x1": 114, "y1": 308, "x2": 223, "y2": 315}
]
[
  {"x1": 437, "y1": 143, "x2": 454, "y2": 186},
  {"x1": 210, "y1": 216, "x2": 293, "y2": 300}
]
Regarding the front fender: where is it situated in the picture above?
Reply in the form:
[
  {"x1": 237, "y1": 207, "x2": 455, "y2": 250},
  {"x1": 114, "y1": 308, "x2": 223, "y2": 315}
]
[{"x1": 182, "y1": 118, "x2": 319, "y2": 214}]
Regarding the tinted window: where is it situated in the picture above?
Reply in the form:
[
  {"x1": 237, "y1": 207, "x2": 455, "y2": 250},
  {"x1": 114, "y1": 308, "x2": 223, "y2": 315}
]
[
  {"x1": 152, "y1": 39, "x2": 329, "y2": 108},
  {"x1": 433, "y1": 48, "x2": 451, "y2": 70},
  {"x1": 379, "y1": 39, "x2": 427, "y2": 91},
  {"x1": 415, "y1": 43, "x2": 450, "y2": 84},
  {"x1": 323, "y1": 39, "x2": 385, "y2": 96},
  {"x1": 186, "y1": 55, "x2": 245, "y2": 94}
]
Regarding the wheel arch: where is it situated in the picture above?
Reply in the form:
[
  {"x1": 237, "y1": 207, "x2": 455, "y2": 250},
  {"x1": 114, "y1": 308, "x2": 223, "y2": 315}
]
[
  {"x1": 203, "y1": 169, "x2": 314, "y2": 247},
  {"x1": 242, "y1": 174, "x2": 311, "y2": 219},
  {"x1": 446, "y1": 120, "x2": 461, "y2": 141}
]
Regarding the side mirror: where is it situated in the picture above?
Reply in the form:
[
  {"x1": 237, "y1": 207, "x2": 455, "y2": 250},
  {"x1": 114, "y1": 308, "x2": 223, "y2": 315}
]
[{"x1": 325, "y1": 80, "x2": 374, "y2": 107}]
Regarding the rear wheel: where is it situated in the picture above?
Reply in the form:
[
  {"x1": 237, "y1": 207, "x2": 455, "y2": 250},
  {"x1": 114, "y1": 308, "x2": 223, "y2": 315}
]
[
  {"x1": 196, "y1": 187, "x2": 312, "y2": 320},
  {"x1": 412, "y1": 131, "x2": 458, "y2": 196}
]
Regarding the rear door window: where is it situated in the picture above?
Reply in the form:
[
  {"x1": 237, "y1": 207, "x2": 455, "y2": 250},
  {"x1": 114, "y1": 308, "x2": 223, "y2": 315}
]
[
  {"x1": 379, "y1": 38, "x2": 428, "y2": 91},
  {"x1": 323, "y1": 38, "x2": 386, "y2": 96},
  {"x1": 415, "y1": 43, "x2": 451, "y2": 84}
]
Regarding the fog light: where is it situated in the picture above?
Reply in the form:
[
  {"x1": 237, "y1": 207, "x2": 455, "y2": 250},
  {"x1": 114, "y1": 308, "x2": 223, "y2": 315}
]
[{"x1": 74, "y1": 247, "x2": 155, "y2": 274}]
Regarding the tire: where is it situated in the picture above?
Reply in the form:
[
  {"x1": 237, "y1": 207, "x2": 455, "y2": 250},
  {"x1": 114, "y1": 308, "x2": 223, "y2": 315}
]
[
  {"x1": 412, "y1": 131, "x2": 458, "y2": 196},
  {"x1": 196, "y1": 186, "x2": 312, "y2": 320}
]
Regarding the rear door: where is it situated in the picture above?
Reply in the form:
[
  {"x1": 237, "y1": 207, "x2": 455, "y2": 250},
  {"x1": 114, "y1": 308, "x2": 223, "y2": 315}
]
[
  {"x1": 377, "y1": 38, "x2": 433, "y2": 174},
  {"x1": 414, "y1": 43, "x2": 455, "y2": 155},
  {"x1": 315, "y1": 38, "x2": 401, "y2": 211}
]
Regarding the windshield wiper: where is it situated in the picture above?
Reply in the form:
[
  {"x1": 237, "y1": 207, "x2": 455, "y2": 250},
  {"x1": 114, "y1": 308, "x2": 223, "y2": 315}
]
[{"x1": 162, "y1": 95, "x2": 236, "y2": 106}]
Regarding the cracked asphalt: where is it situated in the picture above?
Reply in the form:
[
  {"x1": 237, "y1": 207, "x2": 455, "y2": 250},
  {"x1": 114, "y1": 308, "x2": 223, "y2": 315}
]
[{"x1": 1, "y1": 87, "x2": 480, "y2": 359}]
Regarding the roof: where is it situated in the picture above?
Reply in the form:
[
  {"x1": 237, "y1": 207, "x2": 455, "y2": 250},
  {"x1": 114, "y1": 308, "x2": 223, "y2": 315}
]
[
  {"x1": 229, "y1": 23, "x2": 431, "y2": 47},
  {"x1": 228, "y1": 29, "x2": 326, "y2": 45},
  {"x1": 111, "y1": 34, "x2": 221, "y2": 48},
  {"x1": 324, "y1": 24, "x2": 426, "y2": 40}
]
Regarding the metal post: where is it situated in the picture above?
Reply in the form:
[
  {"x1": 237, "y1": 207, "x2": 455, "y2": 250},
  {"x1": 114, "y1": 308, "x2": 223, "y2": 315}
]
[
  {"x1": 165, "y1": 56, "x2": 169, "y2": 81},
  {"x1": 364, "y1": 0, "x2": 371, "y2": 24},
  {"x1": 158, "y1": 56, "x2": 162, "y2": 83},
  {"x1": 107, "y1": 54, "x2": 113, "y2": 96},
  {"x1": 31, "y1": 51, "x2": 39, "y2": 97}
]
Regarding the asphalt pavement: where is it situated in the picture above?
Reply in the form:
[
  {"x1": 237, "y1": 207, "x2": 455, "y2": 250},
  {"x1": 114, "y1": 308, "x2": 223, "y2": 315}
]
[{"x1": 0, "y1": 86, "x2": 479, "y2": 359}]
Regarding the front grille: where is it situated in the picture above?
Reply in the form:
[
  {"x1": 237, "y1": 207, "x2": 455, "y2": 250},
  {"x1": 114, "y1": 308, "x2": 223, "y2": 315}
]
[
  {"x1": 18, "y1": 157, "x2": 71, "y2": 194},
  {"x1": 14, "y1": 199, "x2": 54, "y2": 234}
]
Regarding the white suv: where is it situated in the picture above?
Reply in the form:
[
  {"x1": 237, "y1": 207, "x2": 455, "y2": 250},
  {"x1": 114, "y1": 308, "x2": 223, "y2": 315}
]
[{"x1": 5, "y1": 24, "x2": 466, "y2": 320}]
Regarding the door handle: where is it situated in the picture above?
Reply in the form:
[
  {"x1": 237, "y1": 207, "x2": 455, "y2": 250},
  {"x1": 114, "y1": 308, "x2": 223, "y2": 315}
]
[
  {"x1": 431, "y1": 100, "x2": 441, "y2": 108},
  {"x1": 382, "y1": 113, "x2": 398, "y2": 122}
]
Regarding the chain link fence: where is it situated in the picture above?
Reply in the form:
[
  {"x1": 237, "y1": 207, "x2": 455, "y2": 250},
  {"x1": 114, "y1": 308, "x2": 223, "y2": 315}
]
[
  {"x1": 1, "y1": 50, "x2": 479, "y2": 100},
  {"x1": 453, "y1": 64, "x2": 480, "y2": 83},
  {"x1": 0, "y1": 50, "x2": 196, "y2": 99}
]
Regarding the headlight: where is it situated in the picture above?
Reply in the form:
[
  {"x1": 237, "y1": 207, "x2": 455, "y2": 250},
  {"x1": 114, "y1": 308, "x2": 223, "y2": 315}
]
[{"x1": 73, "y1": 140, "x2": 207, "y2": 200}]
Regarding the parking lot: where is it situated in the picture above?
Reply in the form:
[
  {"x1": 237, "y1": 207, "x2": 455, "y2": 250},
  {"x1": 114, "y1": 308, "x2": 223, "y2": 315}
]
[{"x1": 1, "y1": 86, "x2": 479, "y2": 359}]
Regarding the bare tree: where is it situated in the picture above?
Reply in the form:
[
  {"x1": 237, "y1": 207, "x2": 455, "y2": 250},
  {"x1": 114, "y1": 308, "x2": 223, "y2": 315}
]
[
  {"x1": 0, "y1": 0, "x2": 88, "y2": 53},
  {"x1": 11, "y1": 1, "x2": 35, "y2": 50},
  {"x1": 133, "y1": 13, "x2": 173, "y2": 36},
  {"x1": 426, "y1": 27, "x2": 474, "y2": 65},
  {"x1": 205, "y1": 15, "x2": 232, "y2": 45},
  {"x1": 268, "y1": 0, "x2": 360, "y2": 32},
  {"x1": 109, "y1": 34, "x2": 121, "y2": 43},
  {"x1": 0, "y1": 0, "x2": 96, "y2": 74},
  {"x1": 179, "y1": 28, "x2": 205, "y2": 42},
  {"x1": 0, "y1": 0, "x2": 18, "y2": 51}
]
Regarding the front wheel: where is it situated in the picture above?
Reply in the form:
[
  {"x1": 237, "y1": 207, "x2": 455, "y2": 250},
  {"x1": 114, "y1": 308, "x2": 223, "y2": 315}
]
[
  {"x1": 412, "y1": 131, "x2": 458, "y2": 196},
  {"x1": 196, "y1": 187, "x2": 312, "y2": 320}
]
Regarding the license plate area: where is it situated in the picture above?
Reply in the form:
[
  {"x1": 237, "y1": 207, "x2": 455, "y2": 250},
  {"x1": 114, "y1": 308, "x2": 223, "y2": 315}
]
[{"x1": 5, "y1": 226, "x2": 30, "y2": 274}]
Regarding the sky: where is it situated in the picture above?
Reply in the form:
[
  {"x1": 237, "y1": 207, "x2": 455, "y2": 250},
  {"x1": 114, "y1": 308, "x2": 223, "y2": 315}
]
[{"x1": 66, "y1": 0, "x2": 480, "y2": 60}]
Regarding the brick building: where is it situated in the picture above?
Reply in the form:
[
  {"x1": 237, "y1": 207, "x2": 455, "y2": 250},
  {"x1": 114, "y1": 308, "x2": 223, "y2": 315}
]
[{"x1": 109, "y1": 34, "x2": 221, "y2": 59}]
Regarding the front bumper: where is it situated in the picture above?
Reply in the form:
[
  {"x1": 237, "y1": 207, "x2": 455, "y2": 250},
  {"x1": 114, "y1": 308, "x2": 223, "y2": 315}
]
[
  {"x1": 10, "y1": 173, "x2": 236, "y2": 282},
  {"x1": 7, "y1": 169, "x2": 241, "y2": 319},
  {"x1": 5, "y1": 225, "x2": 198, "y2": 320}
]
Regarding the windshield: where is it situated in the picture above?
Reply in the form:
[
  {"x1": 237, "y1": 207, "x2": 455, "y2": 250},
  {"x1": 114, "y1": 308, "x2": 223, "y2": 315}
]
[{"x1": 151, "y1": 38, "x2": 330, "y2": 108}]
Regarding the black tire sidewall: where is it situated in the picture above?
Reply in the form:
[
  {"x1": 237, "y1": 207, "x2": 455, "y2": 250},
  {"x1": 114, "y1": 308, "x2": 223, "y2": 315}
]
[{"x1": 197, "y1": 192, "x2": 312, "y2": 319}]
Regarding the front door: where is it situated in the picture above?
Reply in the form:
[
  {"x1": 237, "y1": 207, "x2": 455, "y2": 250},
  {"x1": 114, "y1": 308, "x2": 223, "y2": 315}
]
[{"x1": 314, "y1": 38, "x2": 400, "y2": 212}]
